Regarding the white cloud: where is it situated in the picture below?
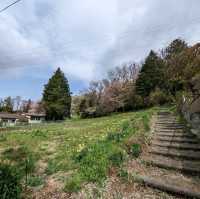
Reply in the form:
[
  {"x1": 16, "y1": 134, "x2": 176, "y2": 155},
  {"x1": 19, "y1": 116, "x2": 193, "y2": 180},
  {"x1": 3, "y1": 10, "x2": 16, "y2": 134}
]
[{"x1": 0, "y1": 0, "x2": 200, "y2": 82}]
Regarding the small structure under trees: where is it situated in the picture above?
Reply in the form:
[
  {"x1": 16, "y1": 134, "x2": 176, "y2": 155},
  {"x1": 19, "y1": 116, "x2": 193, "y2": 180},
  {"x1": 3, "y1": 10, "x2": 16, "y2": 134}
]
[{"x1": 0, "y1": 113, "x2": 27, "y2": 127}]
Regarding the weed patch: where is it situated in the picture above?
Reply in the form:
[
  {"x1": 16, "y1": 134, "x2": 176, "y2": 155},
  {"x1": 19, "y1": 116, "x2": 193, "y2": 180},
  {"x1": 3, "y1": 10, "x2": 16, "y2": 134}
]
[
  {"x1": 45, "y1": 160, "x2": 59, "y2": 175},
  {"x1": 27, "y1": 176, "x2": 44, "y2": 187},
  {"x1": 117, "y1": 168, "x2": 129, "y2": 183},
  {"x1": 0, "y1": 164, "x2": 22, "y2": 199},
  {"x1": 130, "y1": 143, "x2": 142, "y2": 158},
  {"x1": 64, "y1": 174, "x2": 83, "y2": 193}
]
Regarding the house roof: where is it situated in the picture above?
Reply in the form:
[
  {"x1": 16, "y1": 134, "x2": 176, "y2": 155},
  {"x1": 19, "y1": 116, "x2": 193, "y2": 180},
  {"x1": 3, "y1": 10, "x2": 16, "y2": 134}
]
[
  {"x1": 26, "y1": 113, "x2": 46, "y2": 117},
  {"x1": 0, "y1": 113, "x2": 25, "y2": 119}
]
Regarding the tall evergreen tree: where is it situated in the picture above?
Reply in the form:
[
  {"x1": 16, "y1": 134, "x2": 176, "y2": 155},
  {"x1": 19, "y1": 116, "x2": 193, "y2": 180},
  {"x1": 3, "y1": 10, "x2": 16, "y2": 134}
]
[
  {"x1": 163, "y1": 39, "x2": 188, "y2": 94},
  {"x1": 164, "y1": 38, "x2": 188, "y2": 60},
  {"x1": 43, "y1": 68, "x2": 71, "y2": 120},
  {"x1": 136, "y1": 50, "x2": 165, "y2": 98}
]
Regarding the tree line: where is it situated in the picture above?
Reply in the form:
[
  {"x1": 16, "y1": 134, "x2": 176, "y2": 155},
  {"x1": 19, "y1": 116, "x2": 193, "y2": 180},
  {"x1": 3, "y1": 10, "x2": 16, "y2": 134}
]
[
  {"x1": 1, "y1": 38, "x2": 199, "y2": 120},
  {"x1": 0, "y1": 97, "x2": 32, "y2": 113},
  {"x1": 72, "y1": 38, "x2": 200, "y2": 118}
]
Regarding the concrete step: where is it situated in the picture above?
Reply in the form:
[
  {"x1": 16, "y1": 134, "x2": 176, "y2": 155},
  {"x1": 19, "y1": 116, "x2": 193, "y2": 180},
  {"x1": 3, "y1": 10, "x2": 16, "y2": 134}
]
[
  {"x1": 150, "y1": 147, "x2": 200, "y2": 160},
  {"x1": 155, "y1": 129, "x2": 184, "y2": 133},
  {"x1": 135, "y1": 175, "x2": 200, "y2": 198},
  {"x1": 145, "y1": 155, "x2": 200, "y2": 174},
  {"x1": 155, "y1": 133, "x2": 195, "y2": 138},
  {"x1": 157, "y1": 112, "x2": 172, "y2": 115},
  {"x1": 156, "y1": 121, "x2": 182, "y2": 124},
  {"x1": 156, "y1": 126, "x2": 184, "y2": 130},
  {"x1": 156, "y1": 124, "x2": 183, "y2": 127},
  {"x1": 157, "y1": 118, "x2": 177, "y2": 121},
  {"x1": 154, "y1": 136, "x2": 198, "y2": 144},
  {"x1": 152, "y1": 141, "x2": 200, "y2": 151}
]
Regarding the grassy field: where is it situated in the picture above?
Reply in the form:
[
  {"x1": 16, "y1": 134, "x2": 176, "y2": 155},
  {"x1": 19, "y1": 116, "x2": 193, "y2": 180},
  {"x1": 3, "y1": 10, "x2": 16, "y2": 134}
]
[{"x1": 0, "y1": 108, "x2": 159, "y2": 197}]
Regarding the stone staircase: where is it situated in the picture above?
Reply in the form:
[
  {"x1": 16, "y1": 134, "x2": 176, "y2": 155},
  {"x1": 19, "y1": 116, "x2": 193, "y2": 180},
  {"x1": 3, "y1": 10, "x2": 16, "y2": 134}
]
[{"x1": 138, "y1": 111, "x2": 200, "y2": 198}]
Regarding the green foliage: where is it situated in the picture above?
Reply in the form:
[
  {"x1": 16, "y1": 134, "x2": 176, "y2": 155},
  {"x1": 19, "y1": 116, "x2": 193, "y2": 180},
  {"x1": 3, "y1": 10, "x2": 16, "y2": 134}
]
[
  {"x1": 106, "y1": 120, "x2": 131, "y2": 142},
  {"x1": 68, "y1": 119, "x2": 136, "y2": 191},
  {"x1": 109, "y1": 149, "x2": 126, "y2": 166},
  {"x1": 64, "y1": 174, "x2": 83, "y2": 193},
  {"x1": 0, "y1": 134, "x2": 7, "y2": 142},
  {"x1": 0, "y1": 109, "x2": 155, "y2": 194},
  {"x1": 117, "y1": 169, "x2": 129, "y2": 182},
  {"x1": 149, "y1": 88, "x2": 171, "y2": 106},
  {"x1": 136, "y1": 50, "x2": 165, "y2": 98},
  {"x1": 43, "y1": 67, "x2": 71, "y2": 120},
  {"x1": 27, "y1": 176, "x2": 44, "y2": 187},
  {"x1": 2, "y1": 147, "x2": 37, "y2": 178},
  {"x1": 106, "y1": 132, "x2": 123, "y2": 142},
  {"x1": 132, "y1": 95, "x2": 144, "y2": 109},
  {"x1": 164, "y1": 38, "x2": 188, "y2": 60},
  {"x1": 80, "y1": 107, "x2": 98, "y2": 119},
  {"x1": 77, "y1": 141, "x2": 111, "y2": 183},
  {"x1": 45, "y1": 160, "x2": 59, "y2": 175},
  {"x1": 0, "y1": 164, "x2": 22, "y2": 199},
  {"x1": 142, "y1": 114, "x2": 150, "y2": 132},
  {"x1": 130, "y1": 144, "x2": 141, "y2": 158}
]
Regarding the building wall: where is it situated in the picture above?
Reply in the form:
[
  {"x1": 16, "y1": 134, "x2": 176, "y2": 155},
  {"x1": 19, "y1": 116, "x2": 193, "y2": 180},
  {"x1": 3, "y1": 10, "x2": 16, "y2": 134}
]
[
  {"x1": 0, "y1": 118, "x2": 17, "y2": 127},
  {"x1": 28, "y1": 117, "x2": 45, "y2": 124}
]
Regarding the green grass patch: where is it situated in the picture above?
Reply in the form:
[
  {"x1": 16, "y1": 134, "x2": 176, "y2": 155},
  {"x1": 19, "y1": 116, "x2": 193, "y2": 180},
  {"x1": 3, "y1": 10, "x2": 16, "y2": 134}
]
[
  {"x1": 27, "y1": 176, "x2": 44, "y2": 187},
  {"x1": 0, "y1": 107, "x2": 160, "y2": 194},
  {"x1": 130, "y1": 143, "x2": 142, "y2": 158}
]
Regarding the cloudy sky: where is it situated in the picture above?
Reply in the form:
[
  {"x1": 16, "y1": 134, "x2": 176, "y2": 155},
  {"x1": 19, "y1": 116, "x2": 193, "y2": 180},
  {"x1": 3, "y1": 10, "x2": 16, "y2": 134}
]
[{"x1": 0, "y1": 0, "x2": 200, "y2": 100}]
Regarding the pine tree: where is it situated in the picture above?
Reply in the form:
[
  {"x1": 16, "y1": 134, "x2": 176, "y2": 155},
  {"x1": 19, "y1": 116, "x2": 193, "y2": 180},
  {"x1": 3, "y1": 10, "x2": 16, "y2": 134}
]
[
  {"x1": 136, "y1": 50, "x2": 165, "y2": 98},
  {"x1": 43, "y1": 68, "x2": 71, "y2": 120},
  {"x1": 164, "y1": 38, "x2": 188, "y2": 60}
]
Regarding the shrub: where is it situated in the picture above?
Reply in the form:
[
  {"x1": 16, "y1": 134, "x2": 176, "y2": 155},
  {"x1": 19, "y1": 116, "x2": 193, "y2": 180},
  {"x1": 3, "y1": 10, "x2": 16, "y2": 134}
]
[
  {"x1": 142, "y1": 114, "x2": 150, "y2": 131},
  {"x1": 80, "y1": 107, "x2": 97, "y2": 118},
  {"x1": 0, "y1": 164, "x2": 22, "y2": 199},
  {"x1": 121, "y1": 120, "x2": 129, "y2": 131},
  {"x1": 2, "y1": 146, "x2": 37, "y2": 184},
  {"x1": 117, "y1": 169, "x2": 129, "y2": 182},
  {"x1": 106, "y1": 132, "x2": 123, "y2": 142},
  {"x1": 64, "y1": 174, "x2": 83, "y2": 193},
  {"x1": 132, "y1": 95, "x2": 144, "y2": 109},
  {"x1": 130, "y1": 144, "x2": 142, "y2": 158},
  {"x1": 45, "y1": 160, "x2": 58, "y2": 175},
  {"x1": 149, "y1": 88, "x2": 171, "y2": 106},
  {"x1": 107, "y1": 120, "x2": 131, "y2": 142},
  {"x1": 27, "y1": 176, "x2": 44, "y2": 187},
  {"x1": 0, "y1": 134, "x2": 7, "y2": 142},
  {"x1": 78, "y1": 142, "x2": 110, "y2": 183},
  {"x1": 109, "y1": 149, "x2": 126, "y2": 167}
]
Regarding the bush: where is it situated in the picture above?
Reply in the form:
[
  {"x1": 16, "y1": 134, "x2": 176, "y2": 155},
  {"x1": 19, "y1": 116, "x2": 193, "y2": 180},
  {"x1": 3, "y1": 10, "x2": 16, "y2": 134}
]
[
  {"x1": 132, "y1": 95, "x2": 144, "y2": 109},
  {"x1": 149, "y1": 88, "x2": 171, "y2": 106},
  {"x1": 142, "y1": 114, "x2": 150, "y2": 131},
  {"x1": 27, "y1": 176, "x2": 44, "y2": 187},
  {"x1": 78, "y1": 142, "x2": 110, "y2": 183},
  {"x1": 3, "y1": 147, "x2": 37, "y2": 177},
  {"x1": 106, "y1": 132, "x2": 122, "y2": 142},
  {"x1": 109, "y1": 149, "x2": 126, "y2": 166},
  {"x1": 106, "y1": 121, "x2": 130, "y2": 142},
  {"x1": 45, "y1": 160, "x2": 58, "y2": 175},
  {"x1": 0, "y1": 164, "x2": 22, "y2": 199},
  {"x1": 130, "y1": 144, "x2": 141, "y2": 158},
  {"x1": 64, "y1": 174, "x2": 83, "y2": 193},
  {"x1": 117, "y1": 169, "x2": 129, "y2": 182},
  {"x1": 80, "y1": 107, "x2": 97, "y2": 118}
]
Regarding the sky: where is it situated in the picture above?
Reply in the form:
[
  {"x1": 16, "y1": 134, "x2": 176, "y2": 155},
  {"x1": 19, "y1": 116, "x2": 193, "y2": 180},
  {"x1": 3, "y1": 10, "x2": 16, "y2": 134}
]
[{"x1": 0, "y1": 0, "x2": 200, "y2": 100}]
